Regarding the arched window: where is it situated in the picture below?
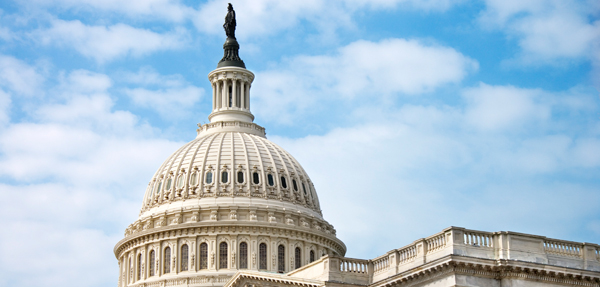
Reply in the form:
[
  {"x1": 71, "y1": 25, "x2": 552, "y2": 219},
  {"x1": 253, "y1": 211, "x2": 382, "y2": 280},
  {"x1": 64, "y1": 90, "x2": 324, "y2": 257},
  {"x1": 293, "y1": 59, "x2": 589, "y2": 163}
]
[
  {"x1": 181, "y1": 244, "x2": 189, "y2": 271},
  {"x1": 206, "y1": 171, "x2": 213, "y2": 184},
  {"x1": 177, "y1": 174, "x2": 185, "y2": 189},
  {"x1": 219, "y1": 242, "x2": 228, "y2": 269},
  {"x1": 199, "y1": 243, "x2": 208, "y2": 269},
  {"x1": 310, "y1": 250, "x2": 315, "y2": 263},
  {"x1": 156, "y1": 181, "x2": 163, "y2": 195},
  {"x1": 259, "y1": 243, "x2": 267, "y2": 270},
  {"x1": 281, "y1": 176, "x2": 288, "y2": 189},
  {"x1": 149, "y1": 250, "x2": 155, "y2": 276},
  {"x1": 295, "y1": 247, "x2": 301, "y2": 269},
  {"x1": 267, "y1": 174, "x2": 275, "y2": 186},
  {"x1": 302, "y1": 183, "x2": 307, "y2": 195},
  {"x1": 253, "y1": 172, "x2": 260, "y2": 184},
  {"x1": 164, "y1": 247, "x2": 171, "y2": 274},
  {"x1": 190, "y1": 171, "x2": 198, "y2": 186},
  {"x1": 137, "y1": 253, "x2": 142, "y2": 280},
  {"x1": 221, "y1": 171, "x2": 228, "y2": 183},
  {"x1": 239, "y1": 242, "x2": 248, "y2": 269},
  {"x1": 237, "y1": 171, "x2": 244, "y2": 183},
  {"x1": 166, "y1": 177, "x2": 172, "y2": 191},
  {"x1": 277, "y1": 245, "x2": 285, "y2": 273},
  {"x1": 292, "y1": 179, "x2": 298, "y2": 191}
]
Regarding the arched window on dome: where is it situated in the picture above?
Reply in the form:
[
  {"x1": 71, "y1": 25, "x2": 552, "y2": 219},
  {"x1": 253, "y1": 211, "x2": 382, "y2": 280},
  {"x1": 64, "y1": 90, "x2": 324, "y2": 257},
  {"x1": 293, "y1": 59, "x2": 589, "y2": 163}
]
[
  {"x1": 252, "y1": 172, "x2": 260, "y2": 185},
  {"x1": 221, "y1": 171, "x2": 228, "y2": 184},
  {"x1": 277, "y1": 245, "x2": 285, "y2": 273},
  {"x1": 302, "y1": 183, "x2": 307, "y2": 196},
  {"x1": 239, "y1": 242, "x2": 248, "y2": 269},
  {"x1": 205, "y1": 171, "x2": 213, "y2": 184},
  {"x1": 149, "y1": 250, "x2": 155, "y2": 276},
  {"x1": 166, "y1": 177, "x2": 172, "y2": 191},
  {"x1": 164, "y1": 247, "x2": 171, "y2": 274},
  {"x1": 177, "y1": 173, "x2": 185, "y2": 189},
  {"x1": 309, "y1": 250, "x2": 315, "y2": 263},
  {"x1": 155, "y1": 181, "x2": 162, "y2": 198},
  {"x1": 199, "y1": 243, "x2": 208, "y2": 269},
  {"x1": 294, "y1": 247, "x2": 301, "y2": 269},
  {"x1": 281, "y1": 176, "x2": 288, "y2": 189},
  {"x1": 219, "y1": 242, "x2": 228, "y2": 269},
  {"x1": 181, "y1": 244, "x2": 188, "y2": 271},
  {"x1": 237, "y1": 171, "x2": 244, "y2": 184},
  {"x1": 190, "y1": 170, "x2": 198, "y2": 186},
  {"x1": 137, "y1": 253, "x2": 142, "y2": 280},
  {"x1": 259, "y1": 243, "x2": 267, "y2": 270},
  {"x1": 267, "y1": 174, "x2": 275, "y2": 187},
  {"x1": 292, "y1": 179, "x2": 298, "y2": 192}
]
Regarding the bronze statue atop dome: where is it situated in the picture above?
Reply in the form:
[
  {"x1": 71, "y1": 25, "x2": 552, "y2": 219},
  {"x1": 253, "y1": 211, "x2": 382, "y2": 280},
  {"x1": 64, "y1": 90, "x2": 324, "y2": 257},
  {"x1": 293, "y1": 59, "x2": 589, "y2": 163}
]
[
  {"x1": 218, "y1": 3, "x2": 245, "y2": 68},
  {"x1": 223, "y1": 3, "x2": 236, "y2": 39}
]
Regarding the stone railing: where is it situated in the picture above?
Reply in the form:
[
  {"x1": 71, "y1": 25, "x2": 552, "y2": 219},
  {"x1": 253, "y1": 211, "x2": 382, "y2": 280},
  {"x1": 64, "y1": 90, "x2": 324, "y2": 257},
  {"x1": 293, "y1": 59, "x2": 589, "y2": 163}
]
[{"x1": 286, "y1": 226, "x2": 600, "y2": 286}]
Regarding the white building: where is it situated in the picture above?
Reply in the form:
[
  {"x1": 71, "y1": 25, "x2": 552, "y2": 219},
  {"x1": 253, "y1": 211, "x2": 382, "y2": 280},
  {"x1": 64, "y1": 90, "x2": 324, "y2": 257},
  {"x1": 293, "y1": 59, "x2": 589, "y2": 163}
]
[{"x1": 114, "y1": 8, "x2": 600, "y2": 287}]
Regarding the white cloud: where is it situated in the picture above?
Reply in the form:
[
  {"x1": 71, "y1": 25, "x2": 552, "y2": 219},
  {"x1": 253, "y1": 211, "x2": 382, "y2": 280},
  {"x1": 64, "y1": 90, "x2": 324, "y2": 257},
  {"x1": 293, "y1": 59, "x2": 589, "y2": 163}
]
[
  {"x1": 0, "y1": 55, "x2": 44, "y2": 97},
  {"x1": 23, "y1": 0, "x2": 192, "y2": 22},
  {"x1": 34, "y1": 19, "x2": 188, "y2": 63},
  {"x1": 480, "y1": 0, "x2": 600, "y2": 62},
  {"x1": 463, "y1": 83, "x2": 550, "y2": 131},
  {"x1": 253, "y1": 38, "x2": 477, "y2": 123},
  {"x1": 121, "y1": 67, "x2": 204, "y2": 120}
]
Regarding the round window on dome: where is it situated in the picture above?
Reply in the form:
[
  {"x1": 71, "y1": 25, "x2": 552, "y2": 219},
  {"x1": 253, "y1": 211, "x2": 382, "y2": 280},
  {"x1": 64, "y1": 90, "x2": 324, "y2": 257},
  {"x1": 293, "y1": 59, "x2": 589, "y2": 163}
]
[
  {"x1": 206, "y1": 171, "x2": 213, "y2": 184},
  {"x1": 292, "y1": 179, "x2": 298, "y2": 191},
  {"x1": 267, "y1": 174, "x2": 274, "y2": 186},
  {"x1": 237, "y1": 171, "x2": 244, "y2": 184},
  {"x1": 252, "y1": 172, "x2": 260, "y2": 185},
  {"x1": 221, "y1": 171, "x2": 228, "y2": 183},
  {"x1": 280, "y1": 176, "x2": 287, "y2": 189}
]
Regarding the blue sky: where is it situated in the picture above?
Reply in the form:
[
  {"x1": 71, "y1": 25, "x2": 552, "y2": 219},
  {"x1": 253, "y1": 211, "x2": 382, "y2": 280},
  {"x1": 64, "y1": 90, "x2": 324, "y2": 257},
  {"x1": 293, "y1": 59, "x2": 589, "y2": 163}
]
[{"x1": 0, "y1": 0, "x2": 599, "y2": 286}]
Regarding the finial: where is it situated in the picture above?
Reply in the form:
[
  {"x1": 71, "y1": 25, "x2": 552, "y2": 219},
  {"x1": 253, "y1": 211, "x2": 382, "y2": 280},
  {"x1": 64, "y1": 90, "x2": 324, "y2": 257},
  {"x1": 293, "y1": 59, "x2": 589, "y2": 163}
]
[{"x1": 218, "y1": 3, "x2": 245, "y2": 68}]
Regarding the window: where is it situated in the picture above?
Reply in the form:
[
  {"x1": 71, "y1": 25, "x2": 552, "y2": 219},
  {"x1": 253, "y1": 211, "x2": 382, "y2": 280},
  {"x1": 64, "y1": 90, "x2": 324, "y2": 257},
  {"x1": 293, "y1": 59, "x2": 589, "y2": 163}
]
[
  {"x1": 149, "y1": 250, "x2": 155, "y2": 276},
  {"x1": 206, "y1": 171, "x2": 213, "y2": 184},
  {"x1": 190, "y1": 171, "x2": 198, "y2": 186},
  {"x1": 137, "y1": 253, "x2": 142, "y2": 280},
  {"x1": 292, "y1": 179, "x2": 298, "y2": 191},
  {"x1": 281, "y1": 176, "x2": 288, "y2": 189},
  {"x1": 295, "y1": 247, "x2": 301, "y2": 269},
  {"x1": 156, "y1": 182, "x2": 163, "y2": 195},
  {"x1": 310, "y1": 250, "x2": 315, "y2": 263},
  {"x1": 181, "y1": 244, "x2": 188, "y2": 271},
  {"x1": 239, "y1": 242, "x2": 248, "y2": 269},
  {"x1": 219, "y1": 242, "x2": 228, "y2": 269},
  {"x1": 177, "y1": 174, "x2": 185, "y2": 189},
  {"x1": 221, "y1": 171, "x2": 228, "y2": 183},
  {"x1": 199, "y1": 243, "x2": 208, "y2": 269},
  {"x1": 259, "y1": 243, "x2": 267, "y2": 270},
  {"x1": 302, "y1": 183, "x2": 307, "y2": 195},
  {"x1": 267, "y1": 174, "x2": 274, "y2": 186},
  {"x1": 164, "y1": 247, "x2": 171, "y2": 274},
  {"x1": 253, "y1": 172, "x2": 260, "y2": 184},
  {"x1": 277, "y1": 245, "x2": 285, "y2": 273},
  {"x1": 166, "y1": 178, "x2": 172, "y2": 191},
  {"x1": 237, "y1": 171, "x2": 244, "y2": 184}
]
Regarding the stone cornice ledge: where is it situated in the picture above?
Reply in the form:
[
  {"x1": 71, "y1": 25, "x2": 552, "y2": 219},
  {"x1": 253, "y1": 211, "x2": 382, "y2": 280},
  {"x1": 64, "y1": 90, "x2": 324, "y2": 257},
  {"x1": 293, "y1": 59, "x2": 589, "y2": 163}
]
[
  {"x1": 226, "y1": 271, "x2": 324, "y2": 287},
  {"x1": 370, "y1": 255, "x2": 600, "y2": 287}
]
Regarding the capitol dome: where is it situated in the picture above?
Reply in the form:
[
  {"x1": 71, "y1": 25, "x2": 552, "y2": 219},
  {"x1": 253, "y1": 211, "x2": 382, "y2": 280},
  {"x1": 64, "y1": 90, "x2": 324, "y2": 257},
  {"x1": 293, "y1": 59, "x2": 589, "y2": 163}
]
[{"x1": 113, "y1": 6, "x2": 345, "y2": 287}]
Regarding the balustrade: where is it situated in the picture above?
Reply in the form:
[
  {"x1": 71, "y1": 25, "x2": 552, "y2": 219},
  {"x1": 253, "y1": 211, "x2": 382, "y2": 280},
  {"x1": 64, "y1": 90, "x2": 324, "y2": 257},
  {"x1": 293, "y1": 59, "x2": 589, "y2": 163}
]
[
  {"x1": 397, "y1": 245, "x2": 417, "y2": 264},
  {"x1": 463, "y1": 231, "x2": 493, "y2": 247},
  {"x1": 339, "y1": 258, "x2": 368, "y2": 273},
  {"x1": 426, "y1": 233, "x2": 446, "y2": 253},
  {"x1": 544, "y1": 240, "x2": 582, "y2": 258},
  {"x1": 372, "y1": 256, "x2": 389, "y2": 273}
]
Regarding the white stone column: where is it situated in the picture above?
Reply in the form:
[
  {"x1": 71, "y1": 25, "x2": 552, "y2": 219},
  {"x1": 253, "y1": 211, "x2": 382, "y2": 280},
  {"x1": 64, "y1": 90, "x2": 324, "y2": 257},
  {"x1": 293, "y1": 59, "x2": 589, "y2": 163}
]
[
  {"x1": 212, "y1": 82, "x2": 216, "y2": 110},
  {"x1": 232, "y1": 79, "x2": 238, "y2": 108},
  {"x1": 240, "y1": 81, "x2": 246, "y2": 109},
  {"x1": 246, "y1": 84, "x2": 250, "y2": 110}
]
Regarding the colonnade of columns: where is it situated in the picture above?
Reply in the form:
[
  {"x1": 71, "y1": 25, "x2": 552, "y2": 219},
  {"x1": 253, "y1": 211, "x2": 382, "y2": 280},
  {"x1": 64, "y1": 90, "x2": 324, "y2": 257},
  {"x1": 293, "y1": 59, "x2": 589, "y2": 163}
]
[{"x1": 211, "y1": 74, "x2": 251, "y2": 112}]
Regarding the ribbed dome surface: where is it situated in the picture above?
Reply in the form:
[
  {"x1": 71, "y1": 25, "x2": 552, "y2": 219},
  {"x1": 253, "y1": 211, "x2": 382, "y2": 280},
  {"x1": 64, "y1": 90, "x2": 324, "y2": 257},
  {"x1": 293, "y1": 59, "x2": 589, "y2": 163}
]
[{"x1": 140, "y1": 131, "x2": 322, "y2": 217}]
